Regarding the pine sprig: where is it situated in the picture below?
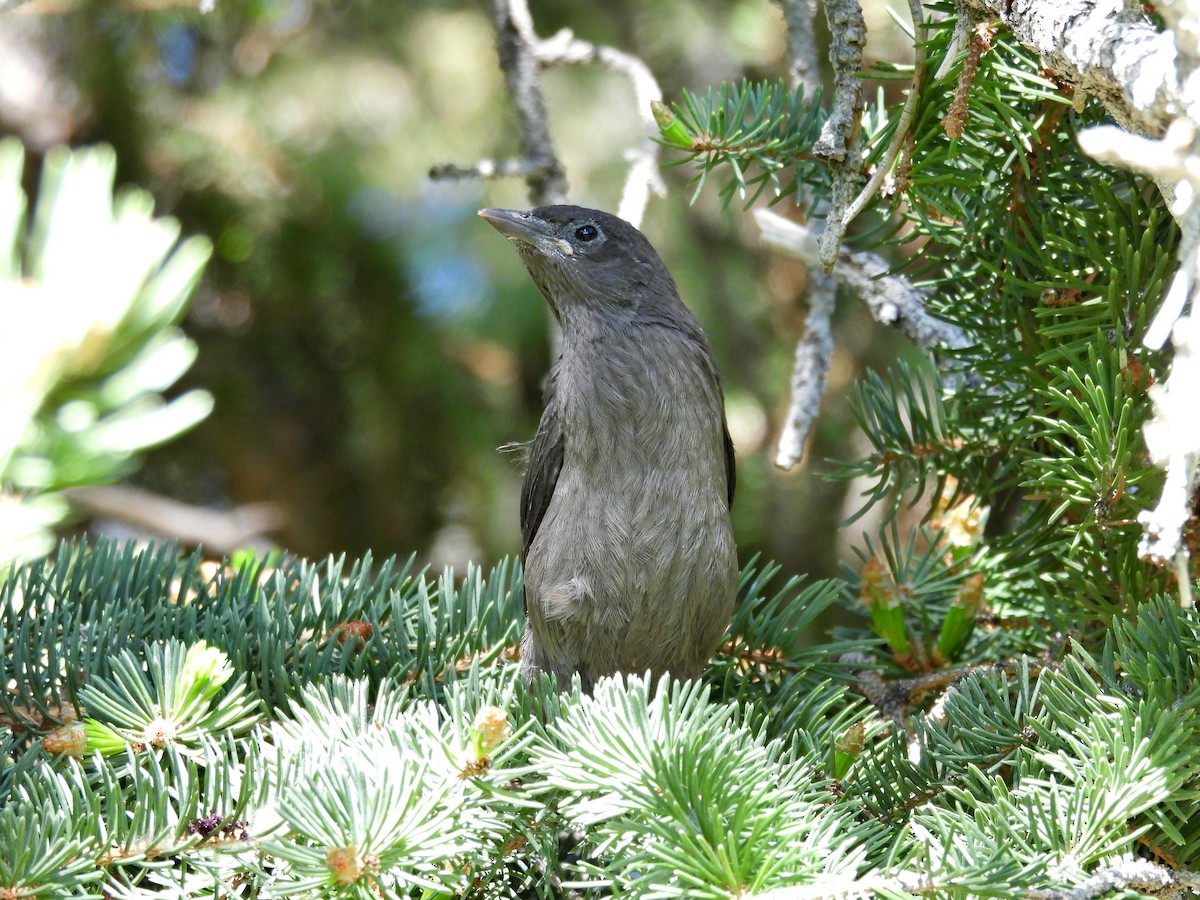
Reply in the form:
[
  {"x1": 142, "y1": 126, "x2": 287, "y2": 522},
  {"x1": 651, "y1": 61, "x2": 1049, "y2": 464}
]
[
  {"x1": 831, "y1": 360, "x2": 991, "y2": 525},
  {"x1": 655, "y1": 80, "x2": 829, "y2": 207},
  {"x1": 3, "y1": 542, "x2": 1200, "y2": 896},
  {"x1": 529, "y1": 674, "x2": 875, "y2": 898},
  {"x1": 707, "y1": 559, "x2": 871, "y2": 743}
]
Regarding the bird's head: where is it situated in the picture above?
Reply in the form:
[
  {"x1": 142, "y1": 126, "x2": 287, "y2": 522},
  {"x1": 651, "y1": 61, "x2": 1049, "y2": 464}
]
[{"x1": 479, "y1": 205, "x2": 679, "y2": 326}]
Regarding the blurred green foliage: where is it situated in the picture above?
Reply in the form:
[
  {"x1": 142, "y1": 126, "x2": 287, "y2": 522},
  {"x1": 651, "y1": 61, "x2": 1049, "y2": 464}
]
[
  {"x1": 0, "y1": 0, "x2": 915, "y2": 579},
  {"x1": 0, "y1": 139, "x2": 211, "y2": 567}
]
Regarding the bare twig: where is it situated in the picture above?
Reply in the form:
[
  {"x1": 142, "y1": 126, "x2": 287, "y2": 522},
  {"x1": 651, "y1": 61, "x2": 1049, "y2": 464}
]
[
  {"x1": 6, "y1": 0, "x2": 212, "y2": 11},
  {"x1": 755, "y1": 209, "x2": 970, "y2": 352},
  {"x1": 841, "y1": 651, "x2": 1045, "y2": 725},
  {"x1": 489, "y1": 0, "x2": 568, "y2": 207},
  {"x1": 64, "y1": 484, "x2": 285, "y2": 555},
  {"x1": 427, "y1": 159, "x2": 543, "y2": 182},
  {"x1": 775, "y1": 0, "x2": 822, "y2": 93},
  {"x1": 433, "y1": 0, "x2": 666, "y2": 226},
  {"x1": 942, "y1": 16, "x2": 997, "y2": 138},
  {"x1": 532, "y1": 27, "x2": 666, "y2": 226},
  {"x1": 813, "y1": 0, "x2": 867, "y2": 269},
  {"x1": 775, "y1": 277, "x2": 835, "y2": 469},
  {"x1": 772, "y1": 0, "x2": 845, "y2": 469}
]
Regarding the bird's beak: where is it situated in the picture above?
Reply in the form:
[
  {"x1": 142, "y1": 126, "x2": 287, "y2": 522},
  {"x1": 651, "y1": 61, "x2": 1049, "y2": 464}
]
[{"x1": 478, "y1": 208, "x2": 573, "y2": 256}]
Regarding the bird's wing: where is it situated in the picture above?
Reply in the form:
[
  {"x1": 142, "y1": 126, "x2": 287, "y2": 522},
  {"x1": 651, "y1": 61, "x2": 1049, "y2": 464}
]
[
  {"x1": 723, "y1": 420, "x2": 736, "y2": 508},
  {"x1": 521, "y1": 377, "x2": 564, "y2": 558}
]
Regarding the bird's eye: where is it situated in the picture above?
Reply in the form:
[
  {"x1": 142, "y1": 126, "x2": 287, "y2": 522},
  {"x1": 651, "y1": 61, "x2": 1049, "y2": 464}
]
[{"x1": 574, "y1": 224, "x2": 599, "y2": 242}]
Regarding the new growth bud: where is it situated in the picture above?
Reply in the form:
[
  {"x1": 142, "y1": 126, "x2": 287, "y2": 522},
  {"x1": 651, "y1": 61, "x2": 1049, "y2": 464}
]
[
  {"x1": 933, "y1": 573, "x2": 985, "y2": 665},
  {"x1": 859, "y1": 558, "x2": 913, "y2": 667},
  {"x1": 651, "y1": 100, "x2": 693, "y2": 149}
]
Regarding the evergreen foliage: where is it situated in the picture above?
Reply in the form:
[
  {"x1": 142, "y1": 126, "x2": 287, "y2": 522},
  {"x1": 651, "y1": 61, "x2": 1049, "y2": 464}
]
[
  {"x1": 4, "y1": 2, "x2": 1199, "y2": 898},
  {"x1": 1, "y1": 540, "x2": 1198, "y2": 897},
  {"x1": 660, "y1": 6, "x2": 1185, "y2": 630},
  {"x1": 0, "y1": 140, "x2": 212, "y2": 569}
]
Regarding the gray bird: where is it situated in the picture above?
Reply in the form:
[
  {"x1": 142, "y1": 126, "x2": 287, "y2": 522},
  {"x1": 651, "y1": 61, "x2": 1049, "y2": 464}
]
[{"x1": 479, "y1": 204, "x2": 737, "y2": 691}]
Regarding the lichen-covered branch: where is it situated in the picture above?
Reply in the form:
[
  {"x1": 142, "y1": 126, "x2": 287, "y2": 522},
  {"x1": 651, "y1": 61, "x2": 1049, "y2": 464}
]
[
  {"x1": 489, "y1": 0, "x2": 568, "y2": 207},
  {"x1": 1074, "y1": 0, "x2": 1200, "y2": 600},
  {"x1": 813, "y1": 0, "x2": 867, "y2": 269},
  {"x1": 755, "y1": 210, "x2": 971, "y2": 352},
  {"x1": 959, "y1": 0, "x2": 1180, "y2": 139},
  {"x1": 1025, "y1": 858, "x2": 1200, "y2": 900},
  {"x1": 772, "y1": 0, "x2": 838, "y2": 470},
  {"x1": 775, "y1": 278, "x2": 835, "y2": 469}
]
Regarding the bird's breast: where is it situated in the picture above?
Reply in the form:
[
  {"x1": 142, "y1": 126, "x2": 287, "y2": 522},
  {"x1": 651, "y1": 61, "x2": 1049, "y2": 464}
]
[{"x1": 554, "y1": 328, "x2": 727, "y2": 480}]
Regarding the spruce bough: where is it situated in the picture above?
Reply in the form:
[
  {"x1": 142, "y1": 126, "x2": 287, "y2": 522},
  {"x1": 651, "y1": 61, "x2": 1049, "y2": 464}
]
[
  {"x1": 5, "y1": 2, "x2": 1200, "y2": 896},
  {"x1": 1, "y1": 539, "x2": 1198, "y2": 897}
]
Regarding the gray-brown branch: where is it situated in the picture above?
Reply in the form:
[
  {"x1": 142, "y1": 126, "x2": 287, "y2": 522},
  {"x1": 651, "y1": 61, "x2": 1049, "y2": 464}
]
[{"x1": 491, "y1": 0, "x2": 568, "y2": 206}]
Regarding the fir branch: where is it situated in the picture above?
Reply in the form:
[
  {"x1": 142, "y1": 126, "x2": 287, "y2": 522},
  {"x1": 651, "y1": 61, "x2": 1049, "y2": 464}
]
[
  {"x1": 4, "y1": 542, "x2": 1200, "y2": 894},
  {"x1": 844, "y1": 654, "x2": 1047, "y2": 725},
  {"x1": 656, "y1": 80, "x2": 828, "y2": 209},
  {"x1": 1077, "y1": 118, "x2": 1199, "y2": 594},
  {"x1": 530, "y1": 674, "x2": 874, "y2": 898}
]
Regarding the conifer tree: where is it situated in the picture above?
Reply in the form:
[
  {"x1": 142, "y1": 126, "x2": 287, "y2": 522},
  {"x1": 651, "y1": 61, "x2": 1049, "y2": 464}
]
[{"x1": 3, "y1": 1, "x2": 1200, "y2": 898}]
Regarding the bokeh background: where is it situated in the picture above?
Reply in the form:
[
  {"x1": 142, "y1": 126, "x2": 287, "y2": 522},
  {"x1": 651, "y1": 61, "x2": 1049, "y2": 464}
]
[{"x1": 2, "y1": 0, "x2": 915, "y2": 581}]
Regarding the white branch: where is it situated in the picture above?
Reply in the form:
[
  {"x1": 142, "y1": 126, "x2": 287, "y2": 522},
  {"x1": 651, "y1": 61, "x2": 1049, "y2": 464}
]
[
  {"x1": 756, "y1": 210, "x2": 971, "y2": 352},
  {"x1": 534, "y1": 28, "x2": 666, "y2": 226},
  {"x1": 1136, "y1": 314, "x2": 1200, "y2": 602},
  {"x1": 960, "y1": 0, "x2": 1181, "y2": 138}
]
